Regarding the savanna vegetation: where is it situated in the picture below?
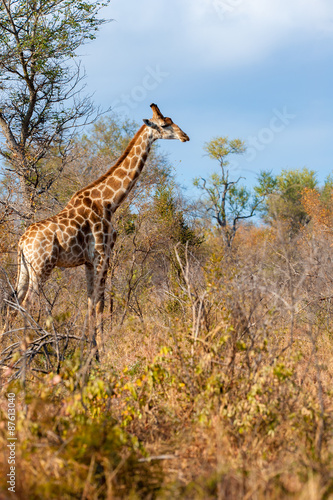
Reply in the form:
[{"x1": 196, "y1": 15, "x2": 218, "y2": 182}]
[
  {"x1": 1, "y1": 113, "x2": 333, "y2": 499},
  {"x1": 1, "y1": 2, "x2": 333, "y2": 499}
]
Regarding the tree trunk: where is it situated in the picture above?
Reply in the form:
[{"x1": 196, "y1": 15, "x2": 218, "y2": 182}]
[{"x1": 19, "y1": 176, "x2": 34, "y2": 222}]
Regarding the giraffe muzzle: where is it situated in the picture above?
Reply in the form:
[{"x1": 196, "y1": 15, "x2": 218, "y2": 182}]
[{"x1": 180, "y1": 133, "x2": 190, "y2": 142}]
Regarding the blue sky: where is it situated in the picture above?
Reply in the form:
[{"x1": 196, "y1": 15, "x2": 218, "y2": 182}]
[{"x1": 82, "y1": 0, "x2": 333, "y2": 196}]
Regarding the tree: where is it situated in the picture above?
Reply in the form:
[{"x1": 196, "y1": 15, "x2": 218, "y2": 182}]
[
  {"x1": 153, "y1": 181, "x2": 200, "y2": 247},
  {"x1": 0, "y1": 0, "x2": 110, "y2": 219},
  {"x1": 257, "y1": 168, "x2": 318, "y2": 232},
  {"x1": 194, "y1": 136, "x2": 261, "y2": 247}
]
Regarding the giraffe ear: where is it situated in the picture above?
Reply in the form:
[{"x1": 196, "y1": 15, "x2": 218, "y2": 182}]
[{"x1": 143, "y1": 119, "x2": 159, "y2": 130}]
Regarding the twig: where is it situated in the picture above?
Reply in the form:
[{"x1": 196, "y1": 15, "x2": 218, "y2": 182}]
[{"x1": 138, "y1": 454, "x2": 176, "y2": 463}]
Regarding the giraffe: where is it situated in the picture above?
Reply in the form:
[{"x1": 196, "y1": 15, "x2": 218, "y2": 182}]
[{"x1": 5, "y1": 104, "x2": 189, "y2": 356}]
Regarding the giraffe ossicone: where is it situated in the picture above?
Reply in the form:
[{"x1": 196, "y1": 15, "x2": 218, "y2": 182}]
[{"x1": 6, "y1": 104, "x2": 189, "y2": 358}]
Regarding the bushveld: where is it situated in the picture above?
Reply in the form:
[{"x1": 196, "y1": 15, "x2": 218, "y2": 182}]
[{"x1": 1, "y1": 191, "x2": 333, "y2": 499}]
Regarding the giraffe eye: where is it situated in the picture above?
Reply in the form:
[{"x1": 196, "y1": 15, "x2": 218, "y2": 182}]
[{"x1": 161, "y1": 124, "x2": 170, "y2": 129}]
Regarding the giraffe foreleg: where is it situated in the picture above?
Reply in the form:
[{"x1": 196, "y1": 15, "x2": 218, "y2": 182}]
[
  {"x1": 94, "y1": 256, "x2": 109, "y2": 356},
  {"x1": 85, "y1": 225, "x2": 115, "y2": 360},
  {"x1": 85, "y1": 263, "x2": 100, "y2": 360}
]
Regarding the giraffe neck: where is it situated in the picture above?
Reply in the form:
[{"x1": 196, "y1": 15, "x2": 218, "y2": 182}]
[{"x1": 86, "y1": 125, "x2": 155, "y2": 212}]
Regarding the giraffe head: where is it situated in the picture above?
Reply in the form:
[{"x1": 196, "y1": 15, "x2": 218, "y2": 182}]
[{"x1": 143, "y1": 103, "x2": 190, "y2": 142}]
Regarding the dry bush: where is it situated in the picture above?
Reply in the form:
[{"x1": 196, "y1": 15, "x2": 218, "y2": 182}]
[{"x1": 1, "y1": 215, "x2": 333, "y2": 498}]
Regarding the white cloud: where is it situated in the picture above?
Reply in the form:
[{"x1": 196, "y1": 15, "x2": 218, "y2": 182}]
[
  {"x1": 192, "y1": 0, "x2": 333, "y2": 33},
  {"x1": 95, "y1": 0, "x2": 333, "y2": 80},
  {"x1": 179, "y1": 0, "x2": 333, "y2": 67},
  {"x1": 84, "y1": 0, "x2": 333, "y2": 121}
]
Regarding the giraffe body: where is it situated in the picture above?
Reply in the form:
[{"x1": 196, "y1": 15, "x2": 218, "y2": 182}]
[{"x1": 8, "y1": 104, "x2": 189, "y2": 355}]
